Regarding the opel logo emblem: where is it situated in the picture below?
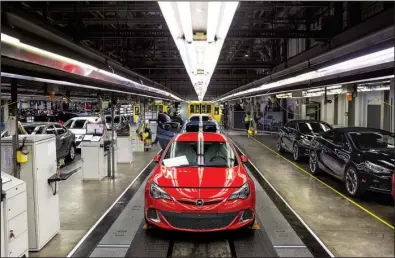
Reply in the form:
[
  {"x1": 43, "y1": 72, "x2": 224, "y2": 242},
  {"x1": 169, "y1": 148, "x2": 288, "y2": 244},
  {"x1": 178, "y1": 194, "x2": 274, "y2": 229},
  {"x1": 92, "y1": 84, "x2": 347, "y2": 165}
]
[{"x1": 196, "y1": 199, "x2": 204, "y2": 206}]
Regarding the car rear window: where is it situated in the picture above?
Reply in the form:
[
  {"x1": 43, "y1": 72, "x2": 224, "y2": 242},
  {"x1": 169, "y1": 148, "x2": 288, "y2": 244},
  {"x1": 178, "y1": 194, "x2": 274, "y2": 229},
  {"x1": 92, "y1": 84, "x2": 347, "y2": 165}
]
[
  {"x1": 190, "y1": 116, "x2": 210, "y2": 122},
  {"x1": 185, "y1": 124, "x2": 217, "y2": 132}
]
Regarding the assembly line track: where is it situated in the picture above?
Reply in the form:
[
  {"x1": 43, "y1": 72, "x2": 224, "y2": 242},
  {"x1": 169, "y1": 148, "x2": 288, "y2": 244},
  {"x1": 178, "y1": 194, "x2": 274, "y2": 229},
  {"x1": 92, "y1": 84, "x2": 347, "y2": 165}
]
[{"x1": 68, "y1": 143, "x2": 332, "y2": 258}]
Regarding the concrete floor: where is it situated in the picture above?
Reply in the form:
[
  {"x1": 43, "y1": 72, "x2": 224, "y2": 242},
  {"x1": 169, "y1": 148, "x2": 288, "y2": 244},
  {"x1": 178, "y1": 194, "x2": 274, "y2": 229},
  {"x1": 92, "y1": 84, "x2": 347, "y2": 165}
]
[
  {"x1": 229, "y1": 132, "x2": 394, "y2": 257},
  {"x1": 30, "y1": 147, "x2": 159, "y2": 257}
]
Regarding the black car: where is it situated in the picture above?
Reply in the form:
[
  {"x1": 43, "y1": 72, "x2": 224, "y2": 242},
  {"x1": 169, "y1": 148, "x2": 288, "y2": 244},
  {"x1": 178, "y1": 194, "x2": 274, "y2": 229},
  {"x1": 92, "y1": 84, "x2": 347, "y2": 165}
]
[
  {"x1": 277, "y1": 120, "x2": 332, "y2": 161},
  {"x1": 309, "y1": 127, "x2": 395, "y2": 196}
]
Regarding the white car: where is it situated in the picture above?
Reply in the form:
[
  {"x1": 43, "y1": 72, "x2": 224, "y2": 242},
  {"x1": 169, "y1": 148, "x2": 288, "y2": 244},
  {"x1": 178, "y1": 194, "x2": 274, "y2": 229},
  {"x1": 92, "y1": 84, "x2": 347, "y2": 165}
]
[
  {"x1": 104, "y1": 114, "x2": 129, "y2": 130},
  {"x1": 64, "y1": 117, "x2": 101, "y2": 148}
]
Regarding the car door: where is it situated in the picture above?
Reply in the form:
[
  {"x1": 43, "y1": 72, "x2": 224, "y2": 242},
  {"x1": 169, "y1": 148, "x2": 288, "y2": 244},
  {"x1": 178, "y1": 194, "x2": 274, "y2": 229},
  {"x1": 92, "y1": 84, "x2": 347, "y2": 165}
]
[
  {"x1": 318, "y1": 130, "x2": 338, "y2": 175},
  {"x1": 283, "y1": 121, "x2": 296, "y2": 151},
  {"x1": 54, "y1": 124, "x2": 68, "y2": 158},
  {"x1": 331, "y1": 133, "x2": 352, "y2": 177},
  {"x1": 44, "y1": 125, "x2": 60, "y2": 158}
]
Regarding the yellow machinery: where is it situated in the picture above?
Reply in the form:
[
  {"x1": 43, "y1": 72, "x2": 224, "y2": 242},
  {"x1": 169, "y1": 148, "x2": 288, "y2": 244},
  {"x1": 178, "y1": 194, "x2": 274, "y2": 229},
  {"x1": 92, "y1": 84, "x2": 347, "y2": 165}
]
[
  {"x1": 132, "y1": 104, "x2": 140, "y2": 123},
  {"x1": 187, "y1": 101, "x2": 222, "y2": 123},
  {"x1": 148, "y1": 101, "x2": 169, "y2": 114}
]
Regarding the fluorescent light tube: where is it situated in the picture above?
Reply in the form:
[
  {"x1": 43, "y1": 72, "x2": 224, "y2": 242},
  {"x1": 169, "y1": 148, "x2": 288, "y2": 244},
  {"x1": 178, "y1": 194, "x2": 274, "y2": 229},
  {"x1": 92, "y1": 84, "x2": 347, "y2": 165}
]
[
  {"x1": 177, "y1": 2, "x2": 193, "y2": 42},
  {"x1": 207, "y1": 2, "x2": 222, "y2": 43},
  {"x1": 218, "y1": 47, "x2": 394, "y2": 101},
  {"x1": 158, "y1": 2, "x2": 181, "y2": 41},
  {"x1": 216, "y1": 2, "x2": 238, "y2": 39}
]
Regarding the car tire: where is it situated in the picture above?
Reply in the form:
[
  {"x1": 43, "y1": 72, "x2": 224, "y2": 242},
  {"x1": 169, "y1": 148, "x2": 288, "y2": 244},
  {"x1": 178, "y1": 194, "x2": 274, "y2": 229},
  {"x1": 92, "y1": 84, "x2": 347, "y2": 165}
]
[
  {"x1": 344, "y1": 166, "x2": 365, "y2": 197},
  {"x1": 276, "y1": 137, "x2": 285, "y2": 153},
  {"x1": 292, "y1": 143, "x2": 301, "y2": 161},
  {"x1": 309, "y1": 151, "x2": 321, "y2": 175},
  {"x1": 66, "y1": 144, "x2": 76, "y2": 162}
]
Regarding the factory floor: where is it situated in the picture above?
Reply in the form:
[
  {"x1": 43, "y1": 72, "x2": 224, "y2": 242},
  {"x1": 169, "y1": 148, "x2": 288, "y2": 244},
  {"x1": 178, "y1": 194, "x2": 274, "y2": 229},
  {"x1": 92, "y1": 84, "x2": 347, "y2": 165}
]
[
  {"x1": 227, "y1": 131, "x2": 394, "y2": 257},
  {"x1": 29, "y1": 147, "x2": 160, "y2": 257}
]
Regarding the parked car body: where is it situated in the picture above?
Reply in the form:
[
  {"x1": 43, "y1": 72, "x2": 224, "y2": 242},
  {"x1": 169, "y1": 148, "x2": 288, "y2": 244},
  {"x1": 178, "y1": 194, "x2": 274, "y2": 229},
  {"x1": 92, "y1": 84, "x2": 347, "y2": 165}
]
[
  {"x1": 2, "y1": 122, "x2": 76, "y2": 162},
  {"x1": 277, "y1": 120, "x2": 332, "y2": 161},
  {"x1": 145, "y1": 132, "x2": 255, "y2": 232},
  {"x1": 392, "y1": 171, "x2": 395, "y2": 201},
  {"x1": 64, "y1": 117, "x2": 101, "y2": 148},
  {"x1": 309, "y1": 127, "x2": 395, "y2": 196}
]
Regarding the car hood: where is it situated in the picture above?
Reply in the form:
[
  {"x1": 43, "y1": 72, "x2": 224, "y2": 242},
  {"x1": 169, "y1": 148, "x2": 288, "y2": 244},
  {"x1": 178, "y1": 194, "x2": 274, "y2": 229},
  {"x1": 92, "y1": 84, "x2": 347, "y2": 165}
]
[
  {"x1": 363, "y1": 149, "x2": 395, "y2": 170},
  {"x1": 153, "y1": 165, "x2": 248, "y2": 199}
]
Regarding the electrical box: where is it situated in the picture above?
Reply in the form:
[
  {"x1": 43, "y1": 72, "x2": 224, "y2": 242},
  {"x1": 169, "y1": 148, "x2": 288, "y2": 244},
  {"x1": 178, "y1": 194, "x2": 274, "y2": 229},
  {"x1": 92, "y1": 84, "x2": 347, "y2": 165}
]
[
  {"x1": 6, "y1": 117, "x2": 17, "y2": 136},
  {"x1": 117, "y1": 136, "x2": 133, "y2": 164},
  {"x1": 1, "y1": 135, "x2": 60, "y2": 251},
  {"x1": 1, "y1": 172, "x2": 29, "y2": 257},
  {"x1": 80, "y1": 135, "x2": 108, "y2": 180}
]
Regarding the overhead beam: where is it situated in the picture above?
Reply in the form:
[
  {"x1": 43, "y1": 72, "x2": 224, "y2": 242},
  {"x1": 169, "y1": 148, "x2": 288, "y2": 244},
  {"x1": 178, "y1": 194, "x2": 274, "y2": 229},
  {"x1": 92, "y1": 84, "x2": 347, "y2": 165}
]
[
  {"x1": 129, "y1": 61, "x2": 278, "y2": 69},
  {"x1": 80, "y1": 28, "x2": 328, "y2": 40},
  {"x1": 50, "y1": 17, "x2": 309, "y2": 26},
  {"x1": 26, "y1": 2, "x2": 328, "y2": 13},
  {"x1": 139, "y1": 73, "x2": 263, "y2": 80}
]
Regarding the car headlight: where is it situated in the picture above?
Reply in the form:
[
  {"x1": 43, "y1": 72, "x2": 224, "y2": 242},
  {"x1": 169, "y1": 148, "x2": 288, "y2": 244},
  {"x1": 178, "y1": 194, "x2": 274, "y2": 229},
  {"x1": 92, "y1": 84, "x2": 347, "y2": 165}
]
[
  {"x1": 76, "y1": 135, "x2": 83, "y2": 140},
  {"x1": 229, "y1": 183, "x2": 250, "y2": 200},
  {"x1": 300, "y1": 136, "x2": 311, "y2": 146},
  {"x1": 365, "y1": 161, "x2": 391, "y2": 174},
  {"x1": 150, "y1": 182, "x2": 172, "y2": 200}
]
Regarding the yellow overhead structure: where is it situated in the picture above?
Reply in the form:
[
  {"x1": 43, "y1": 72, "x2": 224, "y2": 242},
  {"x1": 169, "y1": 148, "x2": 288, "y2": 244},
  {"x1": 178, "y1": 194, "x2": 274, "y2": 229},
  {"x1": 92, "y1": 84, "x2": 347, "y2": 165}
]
[{"x1": 188, "y1": 101, "x2": 221, "y2": 123}]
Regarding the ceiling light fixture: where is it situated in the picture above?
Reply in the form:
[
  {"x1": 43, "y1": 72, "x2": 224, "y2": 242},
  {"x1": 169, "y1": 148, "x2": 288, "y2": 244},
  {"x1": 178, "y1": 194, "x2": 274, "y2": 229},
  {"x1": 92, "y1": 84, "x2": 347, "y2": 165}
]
[
  {"x1": 216, "y1": 47, "x2": 394, "y2": 102},
  {"x1": 158, "y1": 1, "x2": 239, "y2": 101}
]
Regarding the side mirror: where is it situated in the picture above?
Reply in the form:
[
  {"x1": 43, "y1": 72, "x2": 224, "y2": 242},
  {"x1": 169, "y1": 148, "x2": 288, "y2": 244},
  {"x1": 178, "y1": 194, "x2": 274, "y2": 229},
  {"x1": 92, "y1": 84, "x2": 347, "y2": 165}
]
[
  {"x1": 153, "y1": 155, "x2": 161, "y2": 163},
  {"x1": 241, "y1": 155, "x2": 248, "y2": 163}
]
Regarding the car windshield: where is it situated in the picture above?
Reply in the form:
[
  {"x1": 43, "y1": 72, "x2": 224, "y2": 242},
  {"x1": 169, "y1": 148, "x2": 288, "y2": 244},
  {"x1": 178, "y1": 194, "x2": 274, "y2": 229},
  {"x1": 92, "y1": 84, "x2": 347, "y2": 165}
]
[
  {"x1": 185, "y1": 124, "x2": 217, "y2": 132},
  {"x1": 163, "y1": 141, "x2": 238, "y2": 168},
  {"x1": 298, "y1": 122, "x2": 331, "y2": 134},
  {"x1": 24, "y1": 125, "x2": 45, "y2": 134},
  {"x1": 349, "y1": 131, "x2": 395, "y2": 150}
]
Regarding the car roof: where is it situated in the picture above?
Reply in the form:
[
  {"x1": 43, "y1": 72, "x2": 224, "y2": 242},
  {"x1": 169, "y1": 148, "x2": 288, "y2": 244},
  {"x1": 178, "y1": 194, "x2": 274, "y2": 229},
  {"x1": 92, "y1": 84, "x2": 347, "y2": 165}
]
[
  {"x1": 70, "y1": 117, "x2": 100, "y2": 121},
  {"x1": 332, "y1": 127, "x2": 392, "y2": 134},
  {"x1": 288, "y1": 120, "x2": 328, "y2": 123},
  {"x1": 174, "y1": 132, "x2": 227, "y2": 142},
  {"x1": 22, "y1": 122, "x2": 59, "y2": 126}
]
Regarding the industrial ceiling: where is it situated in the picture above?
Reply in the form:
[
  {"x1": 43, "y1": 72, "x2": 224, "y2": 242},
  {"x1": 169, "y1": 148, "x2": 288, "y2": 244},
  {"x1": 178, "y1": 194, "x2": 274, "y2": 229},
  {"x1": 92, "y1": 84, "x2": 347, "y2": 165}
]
[{"x1": 1, "y1": 1, "x2": 393, "y2": 101}]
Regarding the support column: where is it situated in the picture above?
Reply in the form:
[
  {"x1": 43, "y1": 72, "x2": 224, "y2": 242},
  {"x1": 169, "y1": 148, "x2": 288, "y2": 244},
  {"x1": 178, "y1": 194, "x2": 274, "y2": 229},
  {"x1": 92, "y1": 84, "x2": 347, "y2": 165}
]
[
  {"x1": 110, "y1": 95, "x2": 116, "y2": 179},
  {"x1": 10, "y1": 79, "x2": 19, "y2": 178}
]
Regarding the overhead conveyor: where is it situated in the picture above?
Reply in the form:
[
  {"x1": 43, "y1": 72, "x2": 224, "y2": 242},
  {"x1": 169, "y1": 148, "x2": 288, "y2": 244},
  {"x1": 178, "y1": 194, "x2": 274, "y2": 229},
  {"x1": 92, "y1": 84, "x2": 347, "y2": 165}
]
[{"x1": 67, "y1": 142, "x2": 330, "y2": 258}]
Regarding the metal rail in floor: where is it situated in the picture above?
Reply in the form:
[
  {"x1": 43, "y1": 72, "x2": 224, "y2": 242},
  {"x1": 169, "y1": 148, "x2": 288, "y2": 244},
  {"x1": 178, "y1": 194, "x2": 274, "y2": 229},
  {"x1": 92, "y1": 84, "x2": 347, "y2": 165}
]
[{"x1": 67, "y1": 142, "x2": 331, "y2": 258}]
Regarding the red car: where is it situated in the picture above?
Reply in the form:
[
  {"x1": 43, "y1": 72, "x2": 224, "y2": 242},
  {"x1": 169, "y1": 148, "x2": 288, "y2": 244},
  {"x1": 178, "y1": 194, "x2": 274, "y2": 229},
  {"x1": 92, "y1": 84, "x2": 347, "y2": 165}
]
[{"x1": 144, "y1": 132, "x2": 256, "y2": 232}]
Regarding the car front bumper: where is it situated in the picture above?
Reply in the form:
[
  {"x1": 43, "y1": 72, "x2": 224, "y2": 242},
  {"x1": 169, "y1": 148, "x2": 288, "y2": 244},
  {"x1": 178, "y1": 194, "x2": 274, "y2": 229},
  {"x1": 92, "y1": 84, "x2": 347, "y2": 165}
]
[
  {"x1": 145, "y1": 194, "x2": 255, "y2": 232},
  {"x1": 360, "y1": 171, "x2": 392, "y2": 194}
]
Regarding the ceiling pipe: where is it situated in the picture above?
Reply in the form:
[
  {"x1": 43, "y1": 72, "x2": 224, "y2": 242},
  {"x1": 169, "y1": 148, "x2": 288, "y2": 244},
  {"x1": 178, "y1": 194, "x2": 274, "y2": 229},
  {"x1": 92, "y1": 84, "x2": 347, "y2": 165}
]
[
  {"x1": 216, "y1": 25, "x2": 394, "y2": 100},
  {"x1": 2, "y1": 8, "x2": 183, "y2": 100}
]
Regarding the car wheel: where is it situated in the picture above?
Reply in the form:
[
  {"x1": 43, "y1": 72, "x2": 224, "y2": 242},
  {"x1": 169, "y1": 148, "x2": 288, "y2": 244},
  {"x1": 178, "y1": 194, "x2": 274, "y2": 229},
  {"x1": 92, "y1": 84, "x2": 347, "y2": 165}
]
[
  {"x1": 345, "y1": 166, "x2": 365, "y2": 197},
  {"x1": 292, "y1": 143, "x2": 301, "y2": 161},
  {"x1": 309, "y1": 151, "x2": 321, "y2": 175},
  {"x1": 276, "y1": 137, "x2": 285, "y2": 153},
  {"x1": 66, "y1": 144, "x2": 76, "y2": 162}
]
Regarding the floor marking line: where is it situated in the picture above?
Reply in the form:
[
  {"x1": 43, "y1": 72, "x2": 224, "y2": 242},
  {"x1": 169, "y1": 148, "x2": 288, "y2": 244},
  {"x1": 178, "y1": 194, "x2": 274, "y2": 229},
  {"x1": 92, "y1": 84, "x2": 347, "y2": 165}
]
[
  {"x1": 66, "y1": 150, "x2": 160, "y2": 257},
  {"x1": 274, "y1": 245, "x2": 307, "y2": 248},
  {"x1": 226, "y1": 136, "x2": 335, "y2": 258},
  {"x1": 251, "y1": 136, "x2": 394, "y2": 230}
]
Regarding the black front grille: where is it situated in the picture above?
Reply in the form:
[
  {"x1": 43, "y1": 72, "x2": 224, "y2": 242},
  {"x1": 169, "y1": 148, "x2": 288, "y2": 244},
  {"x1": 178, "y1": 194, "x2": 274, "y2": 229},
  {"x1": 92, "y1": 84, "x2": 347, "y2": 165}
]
[
  {"x1": 178, "y1": 199, "x2": 222, "y2": 206},
  {"x1": 160, "y1": 210, "x2": 239, "y2": 230}
]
